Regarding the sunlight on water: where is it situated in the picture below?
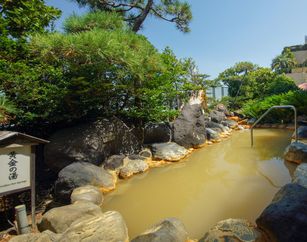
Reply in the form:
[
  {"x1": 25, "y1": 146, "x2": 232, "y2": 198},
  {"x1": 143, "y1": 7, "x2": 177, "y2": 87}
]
[{"x1": 102, "y1": 129, "x2": 295, "y2": 239}]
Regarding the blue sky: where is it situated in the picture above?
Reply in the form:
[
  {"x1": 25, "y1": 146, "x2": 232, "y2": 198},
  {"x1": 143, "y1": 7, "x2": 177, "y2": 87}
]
[{"x1": 46, "y1": 0, "x2": 307, "y2": 78}]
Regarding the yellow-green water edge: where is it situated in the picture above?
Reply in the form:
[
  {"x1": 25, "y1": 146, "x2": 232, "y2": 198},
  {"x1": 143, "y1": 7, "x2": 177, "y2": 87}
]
[{"x1": 102, "y1": 129, "x2": 295, "y2": 239}]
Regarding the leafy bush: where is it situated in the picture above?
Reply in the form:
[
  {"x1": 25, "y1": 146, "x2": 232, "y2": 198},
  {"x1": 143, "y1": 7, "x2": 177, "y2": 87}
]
[{"x1": 242, "y1": 90, "x2": 307, "y2": 122}]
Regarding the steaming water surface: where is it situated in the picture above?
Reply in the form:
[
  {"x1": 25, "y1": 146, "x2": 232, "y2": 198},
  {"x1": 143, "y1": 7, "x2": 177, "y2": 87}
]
[{"x1": 102, "y1": 129, "x2": 295, "y2": 239}]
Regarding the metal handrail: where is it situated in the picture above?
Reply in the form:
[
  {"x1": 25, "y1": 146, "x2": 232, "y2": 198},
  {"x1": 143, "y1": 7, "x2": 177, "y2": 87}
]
[{"x1": 251, "y1": 105, "x2": 298, "y2": 147}]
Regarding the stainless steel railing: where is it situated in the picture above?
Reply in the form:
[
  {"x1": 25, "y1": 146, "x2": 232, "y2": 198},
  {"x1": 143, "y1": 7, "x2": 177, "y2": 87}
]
[{"x1": 251, "y1": 105, "x2": 298, "y2": 147}]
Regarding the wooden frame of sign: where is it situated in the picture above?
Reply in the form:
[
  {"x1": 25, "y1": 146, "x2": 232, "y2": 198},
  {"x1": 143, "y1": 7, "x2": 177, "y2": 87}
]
[{"x1": 0, "y1": 132, "x2": 49, "y2": 229}]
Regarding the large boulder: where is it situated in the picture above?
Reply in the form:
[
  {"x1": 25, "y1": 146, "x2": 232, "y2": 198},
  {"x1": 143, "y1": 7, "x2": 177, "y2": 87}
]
[
  {"x1": 209, "y1": 110, "x2": 226, "y2": 123},
  {"x1": 119, "y1": 155, "x2": 149, "y2": 179},
  {"x1": 10, "y1": 231, "x2": 61, "y2": 242},
  {"x1": 38, "y1": 201, "x2": 102, "y2": 233},
  {"x1": 54, "y1": 162, "x2": 116, "y2": 204},
  {"x1": 293, "y1": 163, "x2": 307, "y2": 188},
  {"x1": 70, "y1": 185, "x2": 103, "y2": 205},
  {"x1": 131, "y1": 218, "x2": 188, "y2": 242},
  {"x1": 199, "y1": 219, "x2": 261, "y2": 242},
  {"x1": 144, "y1": 122, "x2": 172, "y2": 144},
  {"x1": 173, "y1": 104, "x2": 206, "y2": 148},
  {"x1": 44, "y1": 117, "x2": 142, "y2": 172},
  {"x1": 256, "y1": 183, "x2": 307, "y2": 242},
  {"x1": 150, "y1": 142, "x2": 189, "y2": 162},
  {"x1": 284, "y1": 142, "x2": 307, "y2": 164},
  {"x1": 58, "y1": 211, "x2": 129, "y2": 242}
]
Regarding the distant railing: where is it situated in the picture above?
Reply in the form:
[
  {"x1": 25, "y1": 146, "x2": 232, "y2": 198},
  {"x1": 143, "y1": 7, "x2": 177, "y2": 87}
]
[{"x1": 250, "y1": 105, "x2": 298, "y2": 147}]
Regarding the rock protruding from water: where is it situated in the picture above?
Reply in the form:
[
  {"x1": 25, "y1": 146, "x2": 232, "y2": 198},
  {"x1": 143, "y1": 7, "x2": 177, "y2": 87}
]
[
  {"x1": 131, "y1": 218, "x2": 188, "y2": 242},
  {"x1": 38, "y1": 201, "x2": 102, "y2": 233},
  {"x1": 10, "y1": 230, "x2": 61, "y2": 242},
  {"x1": 150, "y1": 142, "x2": 189, "y2": 162},
  {"x1": 284, "y1": 142, "x2": 307, "y2": 164},
  {"x1": 199, "y1": 219, "x2": 261, "y2": 242},
  {"x1": 221, "y1": 119, "x2": 238, "y2": 129},
  {"x1": 144, "y1": 122, "x2": 172, "y2": 144},
  {"x1": 293, "y1": 163, "x2": 307, "y2": 188},
  {"x1": 119, "y1": 155, "x2": 149, "y2": 179},
  {"x1": 294, "y1": 126, "x2": 307, "y2": 140},
  {"x1": 256, "y1": 183, "x2": 307, "y2": 242},
  {"x1": 173, "y1": 104, "x2": 206, "y2": 148},
  {"x1": 70, "y1": 185, "x2": 103, "y2": 205},
  {"x1": 44, "y1": 117, "x2": 141, "y2": 172},
  {"x1": 54, "y1": 162, "x2": 116, "y2": 204},
  {"x1": 58, "y1": 211, "x2": 129, "y2": 242},
  {"x1": 206, "y1": 128, "x2": 220, "y2": 141}
]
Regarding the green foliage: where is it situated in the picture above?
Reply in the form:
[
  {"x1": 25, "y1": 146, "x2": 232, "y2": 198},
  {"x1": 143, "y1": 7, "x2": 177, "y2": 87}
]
[
  {"x1": 242, "y1": 90, "x2": 307, "y2": 122},
  {"x1": 217, "y1": 62, "x2": 258, "y2": 97},
  {"x1": 271, "y1": 48, "x2": 297, "y2": 74},
  {"x1": 0, "y1": 92, "x2": 18, "y2": 124},
  {"x1": 64, "y1": 11, "x2": 124, "y2": 33},
  {"x1": 72, "y1": 0, "x2": 192, "y2": 33},
  {"x1": 0, "y1": 0, "x2": 61, "y2": 38}
]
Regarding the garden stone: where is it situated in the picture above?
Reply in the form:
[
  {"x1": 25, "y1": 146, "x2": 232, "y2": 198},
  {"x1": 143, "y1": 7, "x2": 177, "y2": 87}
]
[
  {"x1": 144, "y1": 122, "x2": 172, "y2": 144},
  {"x1": 119, "y1": 155, "x2": 149, "y2": 179},
  {"x1": 71, "y1": 185, "x2": 103, "y2": 205},
  {"x1": 44, "y1": 117, "x2": 141, "y2": 172},
  {"x1": 104, "y1": 155, "x2": 125, "y2": 171},
  {"x1": 206, "y1": 128, "x2": 220, "y2": 140},
  {"x1": 206, "y1": 121, "x2": 227, "y2": 132},
  {"x1": 173, "y1": 104, "x2": 206, "y2": 148},
  {"x1": 209, "y1": 110, "x2": 226, "y2": 123},
  {"x1": 199, "y1": 219, "x2": 261, "y2": 242},
  {"x1": 294, "y1": 126, "x2": 307, "y2": 140},
  {"x1": 150, "y1": 142, "x2": 189, "y2": 162},
  {"x1": 293, "y1": 163, "x2": 307, "y2": 188},
  {"x1": 221, "y1": 119, "x2": 238, "y2": 129},
  {"x1": 256, "y1": 183, "x2": 307, "y2": 242},
  {"x1": 54, "y1": 162, "x2": 116, "y2": 204},
  {"x1": 58, "y1": 211, "x2": 129, "y2": 242},
  {"x1": 38, "y1": 201, "x2": 102, "y2": 233},
  {"x1": 131, "y1": 218, "x2": 188, "y2": 242},
  {"x1": 139, "y1": 148, "x2": 152, "y2": 159},
  {"x1": 284, "y1": 142, "x2": 307, "y2": 164},
  {"x1": 10, "y1": 231, "x2": 61, "y2": 242}
]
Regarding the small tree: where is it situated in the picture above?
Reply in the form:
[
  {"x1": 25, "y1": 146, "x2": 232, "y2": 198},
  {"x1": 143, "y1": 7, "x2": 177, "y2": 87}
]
[{"x1": 271, "y1": 48, "x2": 297, "y2": 74}]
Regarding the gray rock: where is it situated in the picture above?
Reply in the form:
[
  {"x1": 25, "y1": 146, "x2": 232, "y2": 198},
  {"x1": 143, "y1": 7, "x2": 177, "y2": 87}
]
[
  {"x1": 284, "y1": 142, "x2": 307, "y2": 164},
  {"x1": 294, "y1": 126, "x2": 307, "y2": 140},
  {"x1": 206, "y1": 121, "x2": 227, "y2": 133},
  {"x1": 199, "y1": 219, "x2": 261, "y2": 242},
  {"x1": 256, "y1": 183, "x2": 307, "y2": 242},
  {"x1": 10, "y1": 231, "x2": 61, "y2": 242},
  {"x1": 221, "y1": 120, "x2": 238, "y2": 129},
  {"x1": 139, "y1": 148, "x2": 153, "y2": 159},
  {"x1": 38, "y1": 201, "x2": 102, "y2": 233},
  {"x1": 131, "y1": 218, "x2": 188, "y2": 242},
  {"x1": 173, "y1": 104, "x2": 206, "y2": 148},
  {"x1": 150, "y1": 142, "x2": 189, "y2": 162},
  {"x1": 104, "y1": 155, "x2": 125, "y2": 171},
  {"x1": 58, "y1": 211, "x2": 129, "y2": 242},
  {"x1": 44, "y1": 117, "x2": 142, "y2": 172},
  {"x1": 54, "y1": 162, "x2": 115, "y2": 204},
  {"x1": 119, "y1": 155, "x2": 149, "y2": 179},
  {"x1": 209, "y1": 110, "x2": 226, "y2": 123},
  {"x1": 293, "y1": 163, "x2": 307, "y2": 188},
  {"x1": 144, "y1": 122, "x2": 172, "y2": 144},
  {"x1": 206, "y1": 128, "x2": 220, "y2": 140},
  {"x1": 71, "y1": 185, "x2": 103, "y2": 205}
]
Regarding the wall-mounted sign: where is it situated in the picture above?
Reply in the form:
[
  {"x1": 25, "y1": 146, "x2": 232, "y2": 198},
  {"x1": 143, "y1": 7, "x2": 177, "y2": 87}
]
[{"x1": 0, "y1": 146, "x2": 31, "y2": 195}]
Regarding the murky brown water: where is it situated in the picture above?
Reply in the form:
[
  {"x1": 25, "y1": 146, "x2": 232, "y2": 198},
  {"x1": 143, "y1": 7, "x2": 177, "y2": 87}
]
[{"x1": 102, "y1": 129, "x2": 295, "y2": 239}]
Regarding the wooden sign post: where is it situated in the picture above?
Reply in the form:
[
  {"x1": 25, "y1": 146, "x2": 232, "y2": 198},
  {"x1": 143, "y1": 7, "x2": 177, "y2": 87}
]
[{"x1": 0, "y1": 132, "x2": 48, "y2": 230}]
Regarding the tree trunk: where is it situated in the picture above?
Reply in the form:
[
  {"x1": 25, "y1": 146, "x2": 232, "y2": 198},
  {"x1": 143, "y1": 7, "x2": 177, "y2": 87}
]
[{"x1": 132, "y1": 0, "x2": 154, "y2": 32}]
